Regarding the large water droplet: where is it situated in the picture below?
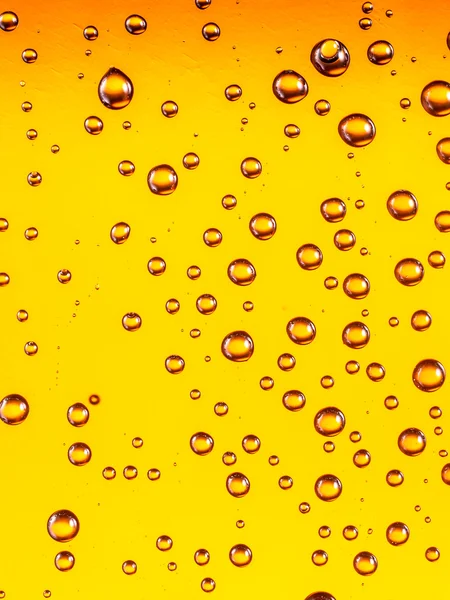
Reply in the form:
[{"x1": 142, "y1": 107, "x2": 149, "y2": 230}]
[{"x1": 98, "y1": 67, "x2": 134, "y2": 110}]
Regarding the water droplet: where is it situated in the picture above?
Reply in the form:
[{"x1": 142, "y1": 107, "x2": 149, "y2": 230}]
[
  {"x1": 314, "y1": 99, "x2": 331, "y2": 115},
  {"x1": 441, "y1": 463, "x2": 450, "y2": 484},
  {"x1": 161, "y1": 100, "x2": 178, "y2": 118},
  {"x1": 146, "y1": 257, "x2": 166, "y2": 277},
  {"x1": 342, "y1": 321, "x2": 370, "y2": 349},
  {"x1": 27, "y1": 171, "x2": 42, "y2": 186},
  {"x1": 194, "y1": 548, "x2": 210, "y2": 565},
  {"x1": 278, "y1": 353, "x2": 296, "y2": 371},
  {"x1": 98, "y1": 67, "x2": 134, "y2": 110},
  {"x1": 222, "y1": 451, "x2": 237, "y2": 465},
  {"x1": 183, "y1": 152, "x2": 200, "y2": 170},
  {"x1": 110, "y1": 222, "x2": 130, "y2": 244},
  {"x1": 0, "y1": 11, "x2": 19, "y2": 31},
  {"x1": 359, "y1": 17, "x2": 372, "y2": 29},
  {"x1": 353, "y1": 551, "x2": 378, "y2": 575},
  {"x1": 314, "y1": 407, "x2": 346, "y2": 436},
  {"x1": 367, "y1": 41, "x2": 394, "y2": 65},
  {"x1": 203, "y1": 228, "x2": 222, "y2": 246},
  {"x1": 310, "y1": 39, "x2": 350, "y2": 77},
  {"x1": 320, "y1": 198, "x2": 346, "y2": 222},
  {"x1": 384, "y1": 395, "x2": 399, "y2": 409},
  {"x1": 366, "y1": 363, "x2": 385, "y2": 381},
  {"x1": 221, "y1": 331, "x2": 254, "y2": 362},
  {"x1": 249, "y1": 213, "x2": 277, "y2": 240},
  {"x1": 343, "y1": 525, "x2": 358, "y2": 540},
  {"x1": 394, "y1": 258, "x2": 424, "y2": 286},
  {"x1": 24, "y1": 226, "x2": 38, "y2": 241},
  {"x1": 118, "y1": 160, "x2": 135, "y2": 176},
  {"x1": 190, "y1": 432, "x2": 214, "y2": 455},
  {"x1": 132, "y1": 437, "x2": 143, "y2": 448},
  {"x1": 196, "y1": 0, "x2": 211, "y2": 8},
  {"x1": 47, "y1": 510, "x2": 80, "y2": 542},
  {"x1": 305, "y1": 593, "x2": 336, "y2": 600},
  {"x1": 386, "y1": 522, "x2": 409, "y2": 545},
  {"x1": 241, "y1": 157, "x2": 262, "y2": 178},
  {"x1": 225, "y1": 84, "x2": 242, "y2": 101},
  {"x1": 57, "y1": 269, "x2": 71, "y2": 284},
  {"x1": 324, "y1": 276, "x2": 338, "y2": 290},
  {"x1": 22, "y1": 48, "x2": 37, "y2": 63},
  {"x1": 68, "y1": 442, "x2": 91, "y2": 466},
  {"x1": 387, "y1": 190, "x2": 418, "y2": 220},
  {"x1": 55, "y1": 551, "x2": 75, "y2": 571},
  {"x1": 229, "y1": 544, "x2": 252, "y2": 566},
  {"x1": 421, "y1": 81, "x2": 450, "y2": 116},
  {"x1": 315, "y1": 474, "x2": 342, "y2": 501},
  {"x1": 202, "y1": 22, "x2": 220, "y2": 41},
  {"x1": 147, "y1": 468, "x2": 161, "y2": 480},
  {"x1": 353, "y1": 449, "x2": 371, "y2": 467},
  {"x1": 282, "y1": 390, "x2": 306, "y2": 412},
  {"x1": 411, "y1": 310, "x2": 432, "y2": 331},
  {"x1": 83, "y1": 25, "x2": 98, "y2": 40},
  {"x1": 386, "y1": 469, "x2": 404, "y2": 486},
  {"x1": 187, "y1": 265, "x2": 201, "y2": 280},
  {"x1": 122, "y1": 313, "x2": 142, "y2": 331},
  {"x1": 273, "y1": 70, "x2": 308, "y2": 104},
  {"x1": 296, "y1": 244, "x2": 323, "y2": 269},
  {"x1": 125, "y1": 15, "x2": 147, "y2": 35},
  {"x1": 0, "y1": 394, "x2": 29, "y2": 425},
  {"x1": 26, "y1": 129, "x2": 37, "y2": 140},
  {"x1": 435, "y1": 210, "x2": 450, "y2": 232},
  {"x1": 201, "y1": 578, "x2": 216, "y2": 592},
  {"x1": 338, "y1": 114, "x2": 376, "y2": 147},
  {"x1": 222, "y1": 194, "x2": 237, "y2": 209},
  {"x1": 166, "y1": 298, "x2": 180, "y2": 314},
  {"x1": 398, "y1": 428, "x2": 426, "y2": 456},
  {"x1": 226, "y1": 472, "x2": 250, "y2": 497},
  {"x1": 123, "y1": 465, "x2": 137, "y2": 479},
  {"x1": 84, "y1": 116, "x2": 103, "y2": 135},
  {"x1": 23, "y1": 341, "x2": 37, "y2": 356},
  {"x1": 299, "y1": 502, "x2": 310, "y2": 513},
  {"x1": 311, "y1": 550, "x2": 328, "y2": 566},
  {"x1": 67, "y1": 403, "x2": 89, "y2": 427},
  {"x1": 428, "y1": 250, "x2": 446, "y2": 268},
  {"x1": 242, "y1": 434, "x2": 260, "y2": 454},
  {"x1": 228, "y1": 258, "x2": 256, "y2": 285},
  {"x1": 425, "y1": 547, "x2": 440, "y2": 562},
  {"x1": 147, "y1": 164, "x2": 178, "y2": 195},
  {"x1": 413, "y1": 359, "x2": 445, "y2": 392},
  {"x1": 165, "y1": 355, "x2": 185, "y2": 374},
  {"x1": 286, "y1": 317, "x2": 316, "y2": 345},
  {"x1": 122, "y1": 560, "x2": 137, "y2": 575},
  {"x1": 343, "y1": 273, "x2": 370, "y2": 299},
  {"x1": 196, "y1": 294, "x2": 217, "y2": 315}
]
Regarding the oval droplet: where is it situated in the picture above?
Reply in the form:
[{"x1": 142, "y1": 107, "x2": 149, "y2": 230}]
[
  {"x1": 315, "y1": 474, "x2": 342, "y2": 501},
  {"x1": 0, "y1": 394, "x2": 29, "y2": 425},
  {"x1": 226, "y1": 472, "x2": 250, "y2": 497},
  {"x1": 310, "y1": 39, "x2": 350, "y2": 77},
  {"x1": 387, "y1": 190, "x2": 418, "y2": 221},
  {"x1": 221, "y1": 331, "x2": 254, "y2": 362},
  {"x1": 314, "y1": 407, "x2": 346, "y2": 437},
  {"x1": 47, "y1": 510, "x2": 80, "y2": 542},
  {"x1": 398, "y1": 428, "x2": 426, "y2": 456},
  {"x1": 272, "y1": 70, "x2": 308, "y2": 103},
  {"x1": 338, "y1": 114, "x2": 376, "y2": 147},
  {"x1": 286, "y1": 317, "x2": 316, "y2": 345},
  {"x1": 421, "y1": 81, "x2": 450, "y2": 117},
  {"x1": 229, "y1": 544, "x2": 252, "y2": 567},
  {"x1": 147, "y1": 164, "x2": 178, "y2": 195},
  {"x1": 412, "y1": 359, "x2": 446, "y2": 392}
]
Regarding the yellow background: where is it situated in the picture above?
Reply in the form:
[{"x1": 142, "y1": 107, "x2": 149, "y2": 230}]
[{"x1": 1, "y1": 0, "x2": 450, "y2": 597}]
